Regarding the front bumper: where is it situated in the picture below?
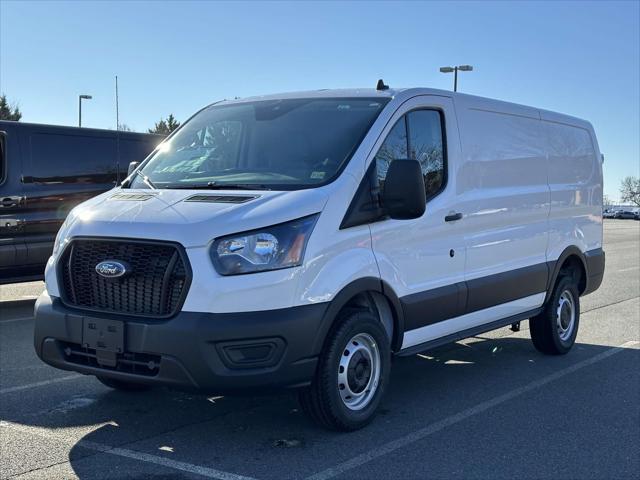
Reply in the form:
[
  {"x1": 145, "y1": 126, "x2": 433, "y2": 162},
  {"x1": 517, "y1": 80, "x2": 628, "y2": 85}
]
[{"x1": 33, "y1": 293, "x2": 329, "y2": 394}]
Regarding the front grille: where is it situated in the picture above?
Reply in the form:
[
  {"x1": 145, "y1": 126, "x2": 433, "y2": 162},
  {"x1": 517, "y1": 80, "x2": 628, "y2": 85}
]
[
  {"x1": 59, "y1": 238, "x2": 190, "y2": 317},
  {"x1": 62, "y1": 342, "x2": 160, "y2": 376}
]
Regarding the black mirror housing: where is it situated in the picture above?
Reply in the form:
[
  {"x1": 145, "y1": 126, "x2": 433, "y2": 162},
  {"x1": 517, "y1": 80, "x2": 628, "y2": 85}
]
[
  {"x1": 127, "y1": 161, "x2": 140, "y2": 176},
  {"x1": 381, "y1": 159, "x2": 426, "y2": 220}
]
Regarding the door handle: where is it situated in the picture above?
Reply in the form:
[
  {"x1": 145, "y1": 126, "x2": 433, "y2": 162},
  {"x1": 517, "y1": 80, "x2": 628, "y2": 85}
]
[
  {"x1": 444, "y1": 212, "x2": 463, "y2": 222},
  {"x1": 1, "y1": 196, "x2": 22, "y2": 208}
]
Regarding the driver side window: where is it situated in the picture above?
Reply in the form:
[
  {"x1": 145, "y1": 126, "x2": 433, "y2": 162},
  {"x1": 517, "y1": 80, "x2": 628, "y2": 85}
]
[
  {"x1": 374, "y1": 109, "x2": 446, "y2": 201},
  {"x1": 375, "y1": 117, "x2": 408, "y2": 187}
]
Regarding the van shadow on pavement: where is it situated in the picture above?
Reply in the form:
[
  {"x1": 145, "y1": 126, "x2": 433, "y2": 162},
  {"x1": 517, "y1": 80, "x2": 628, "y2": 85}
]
[{"x1": 7, "y1": 336, "x2": 640, "y2": 480}]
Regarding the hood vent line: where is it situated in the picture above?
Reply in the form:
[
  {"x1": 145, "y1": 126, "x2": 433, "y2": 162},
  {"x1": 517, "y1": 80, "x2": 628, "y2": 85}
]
[
  {"x1": 109, "y1": 192, "x2": 157, "y2": 201},
  {"x1": 184, "y1": 194, "x2": 259, "y2": 204}
]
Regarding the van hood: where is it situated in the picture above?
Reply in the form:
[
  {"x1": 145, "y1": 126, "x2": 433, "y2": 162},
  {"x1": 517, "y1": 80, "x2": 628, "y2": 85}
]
[{"x1": 64, "y1": 187, "x2": 329, "y2": 248}]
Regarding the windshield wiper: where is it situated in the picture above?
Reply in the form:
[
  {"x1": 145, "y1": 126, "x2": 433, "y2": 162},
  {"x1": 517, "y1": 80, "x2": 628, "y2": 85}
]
[
  {"x1": 128, "y1": 170, "x2": 157, "y2": 190},
  {"x1": 163, "y1": 182, "x2": 271, "y2": 191}
]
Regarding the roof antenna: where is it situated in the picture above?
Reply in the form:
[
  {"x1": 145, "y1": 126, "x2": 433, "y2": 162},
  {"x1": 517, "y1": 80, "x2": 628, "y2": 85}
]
[{"x1": 376, "y1": 79, "x2": 389, "y2": 91}]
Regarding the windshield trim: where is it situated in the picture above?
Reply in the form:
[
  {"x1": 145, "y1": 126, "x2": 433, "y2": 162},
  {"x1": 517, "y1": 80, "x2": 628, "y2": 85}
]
[{"x1": 129, "y1": 97, "x2": 391, "y2": 191}]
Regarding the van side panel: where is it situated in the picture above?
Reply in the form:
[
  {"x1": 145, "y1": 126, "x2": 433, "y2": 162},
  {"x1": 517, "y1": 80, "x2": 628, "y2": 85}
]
[
  {"x1": 541, "y1": 112, "x2": 603, "y2": 264},
  {"x1": 398, "y1": 98, "x2": 603, "y2": 351},
  {"x1": 454, "y1": 98, "x2": 550, "y2": 302}
]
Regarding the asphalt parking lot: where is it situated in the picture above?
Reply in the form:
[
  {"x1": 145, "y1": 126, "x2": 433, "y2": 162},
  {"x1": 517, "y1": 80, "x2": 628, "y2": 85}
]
[{"x1": 1, "y1": 220, "x2": 638, "y2": 480}]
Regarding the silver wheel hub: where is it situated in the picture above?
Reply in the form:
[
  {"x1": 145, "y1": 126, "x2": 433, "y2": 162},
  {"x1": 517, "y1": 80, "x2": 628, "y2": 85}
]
[
  {"x1": 556, "y1": 290, "x2": 576, "y2": 342},
  {"x1": 337, "y1": 333, "x2": 380, "y2": 411}
]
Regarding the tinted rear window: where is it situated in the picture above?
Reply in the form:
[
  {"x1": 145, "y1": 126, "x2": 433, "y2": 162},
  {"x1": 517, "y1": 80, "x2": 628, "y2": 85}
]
[{"x1": 28, "y1": 133, "x2": 117, "y2": 184}]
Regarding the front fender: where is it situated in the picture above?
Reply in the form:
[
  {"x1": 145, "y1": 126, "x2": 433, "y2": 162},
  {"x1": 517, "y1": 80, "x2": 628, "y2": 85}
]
[{"x1": 295, "y1": 241, "x2": 380, "y2": 306}]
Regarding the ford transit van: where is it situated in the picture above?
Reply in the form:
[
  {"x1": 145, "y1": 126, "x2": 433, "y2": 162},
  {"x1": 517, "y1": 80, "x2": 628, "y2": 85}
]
[{"x1": 33, "y1": 86, "x2": 605, "y2": 431}]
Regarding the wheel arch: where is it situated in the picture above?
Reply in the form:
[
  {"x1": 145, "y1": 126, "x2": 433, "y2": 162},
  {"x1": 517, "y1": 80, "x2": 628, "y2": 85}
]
[
  {"x1": 546, "y1": 246, "x2": 588, "y2": 302},
  {"x1": 312, "y1": 278, "x2": 405, "y2": 356}
]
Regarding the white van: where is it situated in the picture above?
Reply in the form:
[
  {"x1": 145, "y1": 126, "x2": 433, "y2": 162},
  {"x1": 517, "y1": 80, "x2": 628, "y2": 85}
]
[{"x1": 34, "y1": 85, "x2": 605, "y2": 431}]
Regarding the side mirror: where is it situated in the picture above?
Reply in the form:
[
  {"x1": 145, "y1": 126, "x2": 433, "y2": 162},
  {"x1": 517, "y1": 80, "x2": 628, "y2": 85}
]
[
  {"x1": 127, "y1": 161, "x2": 140, "y2": 176},
  {"x1": 381, "y1": 159, "x2": 426, "y2": 220}
]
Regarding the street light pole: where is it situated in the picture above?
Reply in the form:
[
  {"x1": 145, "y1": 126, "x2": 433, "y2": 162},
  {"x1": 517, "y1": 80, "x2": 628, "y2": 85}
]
[
  {"x1": 78, "y1": 94, "x2": 93, "y2": 127},
  {"x1": 439, "y1": 65, "x2": 473, "y2": 92}
]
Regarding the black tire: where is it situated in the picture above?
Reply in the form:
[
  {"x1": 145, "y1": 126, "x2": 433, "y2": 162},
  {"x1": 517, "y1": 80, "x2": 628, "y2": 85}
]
[
  {"x1": 530, "y1": 275, "x2": 580, "y2": 355},
  {"x1": 96, "y1": 375, "x2": 151, "y2": 392},
  {"x1": 298, "y1": 310, "x2": 391, "y2": 432}
]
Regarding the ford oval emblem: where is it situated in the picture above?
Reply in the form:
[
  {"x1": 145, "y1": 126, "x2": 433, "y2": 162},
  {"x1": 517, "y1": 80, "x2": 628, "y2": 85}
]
[{"x1": 95, "y1": 260, "x2": 129, "y2": 278}]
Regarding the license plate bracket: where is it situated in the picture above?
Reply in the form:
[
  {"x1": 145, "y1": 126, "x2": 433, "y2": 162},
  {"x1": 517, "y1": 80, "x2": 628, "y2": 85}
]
[{"x1": 82, "y1": 318, "x2": 124, "y2": 367}]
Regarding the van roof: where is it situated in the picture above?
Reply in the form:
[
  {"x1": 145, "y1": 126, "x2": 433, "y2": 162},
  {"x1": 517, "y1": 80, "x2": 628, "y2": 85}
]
[
  {"x1": 214, "y1": 87, "x2": 592, "y2": 129},
  {"x1": 215, "y1": 87, "x2": 435, "y2": 103}
]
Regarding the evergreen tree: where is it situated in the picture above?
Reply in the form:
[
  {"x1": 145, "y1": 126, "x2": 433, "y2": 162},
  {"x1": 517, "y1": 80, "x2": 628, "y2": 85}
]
[
  {"x1": 148, "y1": 114, "x2": 180, "y2": 134},
  {"x1": 0, "y1": 94, "x2": 22, "y2": 121}
]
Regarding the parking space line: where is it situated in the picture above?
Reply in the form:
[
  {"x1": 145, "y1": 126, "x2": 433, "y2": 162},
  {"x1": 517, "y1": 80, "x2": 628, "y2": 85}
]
[
  {"x1": 0, "y1": 420, "x2": 257, "y2": 480},
  {"x1": 618, "y1": 266, "x2": 639, "y2": 272},
  {"x1": 0, "y1": 316, "x2": 34, "y2": 324},
  {"x1": 103, "y1": 446, "x2": 258, "y2": 480},
  {"x1": 583, "y1": 295, "x2": 639, "y2": 314},
  {"x1": 306, "y1": 340, "x2": 640, "y2": 480},
  {"x1": 0, "y1": 375, "x2": 82, "y2": 395}
]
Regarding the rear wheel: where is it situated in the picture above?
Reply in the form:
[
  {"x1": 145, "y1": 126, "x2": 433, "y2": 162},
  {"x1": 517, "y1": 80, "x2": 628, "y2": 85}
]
[
  {"x1": 298, "y1": 310, "x2": 390, "y2": 431},
  {"x1": 530, "y1": 275, "x2": 580, "y2": 355},
  {"x1": 96, "y1": 376, "x2": 151, "y2": 392}
]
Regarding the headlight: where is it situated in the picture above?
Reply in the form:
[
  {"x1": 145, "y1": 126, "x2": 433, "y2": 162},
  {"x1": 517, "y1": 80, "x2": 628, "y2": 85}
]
[
  {"x1": 52, "y1": 214, "x2": 73, "y2": 256},
  {"x1": 211, "y1": 214, "x2": 319, "y2": 275}
]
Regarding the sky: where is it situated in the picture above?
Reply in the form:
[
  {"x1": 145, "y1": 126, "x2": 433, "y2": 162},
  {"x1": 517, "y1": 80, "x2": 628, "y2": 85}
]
[{"x1": 1, "y1": 0, "x2": 638, "y2": 200}]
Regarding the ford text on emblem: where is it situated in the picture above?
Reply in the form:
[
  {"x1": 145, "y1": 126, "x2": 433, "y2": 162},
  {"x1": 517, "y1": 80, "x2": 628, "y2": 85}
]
[{"x1": 95, "y1": 260, "x2": 129, "y2": 278}]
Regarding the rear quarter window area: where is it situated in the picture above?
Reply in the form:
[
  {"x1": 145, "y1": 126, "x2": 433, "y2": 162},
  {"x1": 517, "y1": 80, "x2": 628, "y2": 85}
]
[
  {"x1": 544, "y1": 121, "x2": 596, "y2": 185},
  {"x1": 457, "y1": 109, "x2": 547, "y2": 191}
]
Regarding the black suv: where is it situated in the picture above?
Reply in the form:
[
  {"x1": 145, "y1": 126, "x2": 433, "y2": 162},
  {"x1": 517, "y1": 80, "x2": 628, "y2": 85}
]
[{"x1": 0, "y1": 121, "x2": 163, "y2": 284}]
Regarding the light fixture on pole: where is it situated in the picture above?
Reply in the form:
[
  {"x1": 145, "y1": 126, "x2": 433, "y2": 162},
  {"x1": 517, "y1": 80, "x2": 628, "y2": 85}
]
[
  {"x1": 78, "y1": 94, "x2": 93, "y2": 127},
  {"x1": 439, "y1": 65, "x2": 473, "y2": 92}
]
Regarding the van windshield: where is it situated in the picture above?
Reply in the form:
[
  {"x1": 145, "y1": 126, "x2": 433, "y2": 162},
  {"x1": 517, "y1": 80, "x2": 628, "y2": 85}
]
[{"x1": 131, "y1": 97, "x2": 389, "y2": 190}]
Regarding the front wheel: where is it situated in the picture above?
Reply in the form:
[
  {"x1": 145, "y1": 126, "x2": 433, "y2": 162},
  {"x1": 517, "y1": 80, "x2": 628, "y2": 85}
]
[
  {"x1": 530, "y1": 275, "x2": 580, "y2": 355},
  {"x1": 298, "y1": 310, "x2": 391, "y2": 431}
]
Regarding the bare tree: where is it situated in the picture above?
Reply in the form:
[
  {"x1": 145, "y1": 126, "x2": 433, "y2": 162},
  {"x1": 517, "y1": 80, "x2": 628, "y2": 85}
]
[
  {"x1": 620, "y1": 176, "x2": 640, "y2": 207},
  {"x1": 602, "y1": 194, "x2": 614, "y2": 209},
  {"x1": 117, "y1": 123, "x2": 133, "y2": 132}
]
